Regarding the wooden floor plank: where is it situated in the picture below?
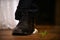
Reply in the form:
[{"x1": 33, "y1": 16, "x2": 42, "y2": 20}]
[{"x1": 0, "y1": 25, "x2": 60, "y2": 40}]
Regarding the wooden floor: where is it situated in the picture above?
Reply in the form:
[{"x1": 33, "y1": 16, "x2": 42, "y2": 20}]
[{"x1": 0, "y1": 25, "x2": 60, "y2": 40}]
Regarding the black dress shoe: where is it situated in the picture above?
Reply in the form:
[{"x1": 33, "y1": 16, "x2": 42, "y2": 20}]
[
  {"x1": 12, "y1": 25, "x2": 34, "y2": 36},
  {"x1": 12, "y1": 22, "x2": 34, "y2": 36}
]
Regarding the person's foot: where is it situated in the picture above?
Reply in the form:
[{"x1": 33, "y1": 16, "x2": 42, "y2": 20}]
[
  {"x1": 12, "y1": 27, "x2": 29, "y2": 36},
  {"x1": 12, "y1": 27, "x2": 35, "y2": 36},
  {"x1": 12, "y1": 27, "x2": 38, "y2": 36}
]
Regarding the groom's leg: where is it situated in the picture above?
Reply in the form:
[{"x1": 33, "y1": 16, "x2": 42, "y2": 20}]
[{"x1": 12, "y1": 12, "x2": 34, "y2": 36}]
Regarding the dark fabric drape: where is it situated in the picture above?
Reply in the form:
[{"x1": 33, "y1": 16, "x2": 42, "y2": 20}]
[{"x1": 15, "y1": 0, "x2": 39, "y2": 20}]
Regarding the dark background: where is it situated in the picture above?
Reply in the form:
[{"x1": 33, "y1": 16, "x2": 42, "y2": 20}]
[{"x1": 35, "y1": 0, "x2": 55, "y2": 25}]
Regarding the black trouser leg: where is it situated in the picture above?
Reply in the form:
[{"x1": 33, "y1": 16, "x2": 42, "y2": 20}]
[{"x1": 12, "y1": 12, "x2": 34, "y2": 36}]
